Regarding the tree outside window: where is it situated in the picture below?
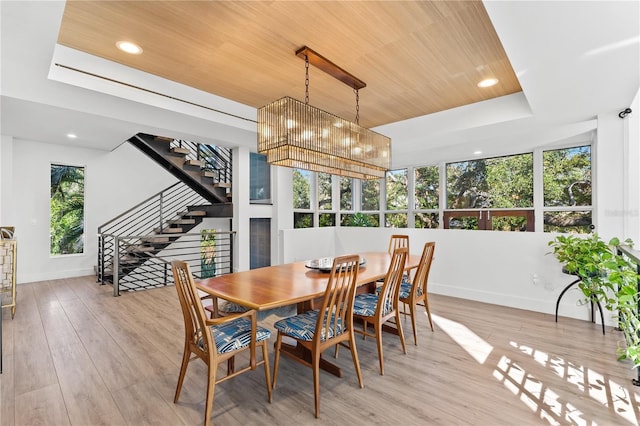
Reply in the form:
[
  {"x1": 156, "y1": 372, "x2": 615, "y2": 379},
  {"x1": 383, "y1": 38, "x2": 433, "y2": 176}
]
[
  {"x1": 50, "y1": 164, "x2": 85, "y2": 255},
  {"x1": 386, "y1": 169, "x2": 408, "y2": 228},
  {"x1": 318, "y1": 172, "x2": 332, "y2": 210},
  {"x1": 543, "y1": 145, "x2": 592, "y2": 233},
  {"x1": 414, "y1": 165, "x2": 439, "y2": 228},
  {"x1": 340, "y1": 177, "x2": 353, "y2": 211},
  {"x1": 361, "y1": 179, "x2": 380, "y2": 211}
]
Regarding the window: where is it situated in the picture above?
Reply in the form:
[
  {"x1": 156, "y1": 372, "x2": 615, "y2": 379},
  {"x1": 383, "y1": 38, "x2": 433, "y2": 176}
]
[
  {"x1": 250, "y1": 218, "x2": 271, "y2": 268},
  {"x1": 444, "y1": 153, "x2": 534, "y2": 231},
  {"x1": 414, "y1": 165, "x2": 439, "y2": 229},
  {"x1": 250, "y1": 153, "x2": 270, "y2": 203},
  {"x1": 50, "y1": 164, "x2": 85, "y2": 255},
  {"x1": 385, "y1": 169, "x2": 408, "y2": 228},
  {"x1": 361, "y1": 179, "x2": 380, "y2": 211},
  {"x1": 293, "y1": 169, "x2": 313, "y2": 228},
  {"x1": 339, "y1": 177, "x2": 353, "y2": 211},
  {"x1": 543, "y1": 145, "x2": 592, "y2": 233},
  {"x1": 317, "y1": 172, "x2": 332, "y2": 210}
]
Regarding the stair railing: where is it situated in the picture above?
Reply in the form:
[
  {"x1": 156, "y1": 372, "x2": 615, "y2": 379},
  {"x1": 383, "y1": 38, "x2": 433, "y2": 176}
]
[
  {"x1": 97, "y1": 181, "x2": 210, "y2": 284},
  {"x1": 111, "y1": 230, "x2": 235, "y2": 296},
  {"x1": 172, "y1": 139, "x2": 232, "y2": 185}
]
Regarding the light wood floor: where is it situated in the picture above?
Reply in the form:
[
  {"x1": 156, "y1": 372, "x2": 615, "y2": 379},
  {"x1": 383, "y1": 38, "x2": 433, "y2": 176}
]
[{"x1": 1, "y1": 276, "x2": 639, "y2": 425}]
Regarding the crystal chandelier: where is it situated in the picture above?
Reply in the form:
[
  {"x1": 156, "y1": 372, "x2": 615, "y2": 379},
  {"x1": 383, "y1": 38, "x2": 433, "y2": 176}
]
[{"x1": 257, "y1": 46, "x2": 391, "y2": 180}]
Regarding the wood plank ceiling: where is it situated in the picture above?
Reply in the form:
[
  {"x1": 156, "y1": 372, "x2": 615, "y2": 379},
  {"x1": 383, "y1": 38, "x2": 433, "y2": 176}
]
[{"x1": 57, "y1": 0, "x2": 521, "y2": 128}]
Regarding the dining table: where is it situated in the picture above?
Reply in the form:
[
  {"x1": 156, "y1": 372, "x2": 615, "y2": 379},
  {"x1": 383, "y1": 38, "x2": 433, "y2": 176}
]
[{"x1": 197, "y1": 251, "x2": 421, "y2": 377}]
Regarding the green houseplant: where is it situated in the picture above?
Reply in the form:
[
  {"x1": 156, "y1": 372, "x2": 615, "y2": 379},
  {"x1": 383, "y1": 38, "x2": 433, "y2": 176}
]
[{"x1": 548, "y1": 234, "x2": 640, "y2": 369}]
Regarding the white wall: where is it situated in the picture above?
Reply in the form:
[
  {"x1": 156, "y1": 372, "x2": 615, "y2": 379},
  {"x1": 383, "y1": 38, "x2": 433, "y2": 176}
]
[
  {"x1": 4, "y1": 137, "x2": 176, "y2": 283},
  {"x1": 281, "y1": 226, "x2": 616, "y2": 325}
]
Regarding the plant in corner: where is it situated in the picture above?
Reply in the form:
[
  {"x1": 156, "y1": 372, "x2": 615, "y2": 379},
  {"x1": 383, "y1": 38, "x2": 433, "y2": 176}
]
[{"x1": 548, "y1": 234, "x2": 640, "y2": 369}]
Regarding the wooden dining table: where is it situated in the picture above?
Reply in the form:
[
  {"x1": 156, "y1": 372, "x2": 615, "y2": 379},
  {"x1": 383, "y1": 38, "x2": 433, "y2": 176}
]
[{"x1": 197, "y1": 251, "x2": 420, "y2": 377}]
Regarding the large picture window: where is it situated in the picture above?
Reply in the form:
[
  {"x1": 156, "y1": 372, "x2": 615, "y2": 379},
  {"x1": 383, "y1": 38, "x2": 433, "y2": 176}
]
[
  {"x1": 444, "y1": 153, "x2": 534, "y2": 231},
  {"x1": 50, "y1": 164, "x2": 85, "y2": 255}
]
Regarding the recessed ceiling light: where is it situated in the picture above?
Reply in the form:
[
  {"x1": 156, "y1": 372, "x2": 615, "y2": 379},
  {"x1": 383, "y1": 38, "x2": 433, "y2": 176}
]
[
  {"x1": 116, "y1": 40, "x2": 143, "y2": 55},
  {"x1": 477, "y1": 78, "x2": 499, "y2": 88},
  {"x1": 473, "y1": 150, "x2": 482, "y2": 155},
  {"x1": 67, "y1": 133, "x2": 77, "y2": 139}
]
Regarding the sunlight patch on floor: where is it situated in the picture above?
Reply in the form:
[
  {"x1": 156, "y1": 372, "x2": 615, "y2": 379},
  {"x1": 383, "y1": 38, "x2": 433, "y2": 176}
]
[
  {"x1": 431, "y1": 313, "x2": 493, "y2": 364},
  {"x1": 494, "y1": 355, "x2": 588, "y2": 425},
  {"x1": 511, "y1": 341, "x2": 640, "y2": 425}
]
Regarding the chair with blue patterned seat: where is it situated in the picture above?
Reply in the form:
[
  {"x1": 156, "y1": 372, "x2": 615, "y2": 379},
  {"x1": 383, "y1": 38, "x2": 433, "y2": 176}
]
[
  {"x1": 171, "y1": 260, "x2": 272, "y2": 426},
  {"x1": 272, "y1": 254, "x2": 364, "y2": 418},
  {"x1": 399, "y1": 241, "x2": 436, "y2": 345},
  {"x1": 353, "y1": 246, "x2": 408, "y2": 375}
]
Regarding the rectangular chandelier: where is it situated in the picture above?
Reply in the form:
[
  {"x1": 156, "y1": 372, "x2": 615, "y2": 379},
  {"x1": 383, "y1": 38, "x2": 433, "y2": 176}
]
[
  {"x1": 258, "y1": 96, "x2": 390, "y2": 180},
  {"x1": 257, "y1": 47, "x2": 391, "y2": 180}
]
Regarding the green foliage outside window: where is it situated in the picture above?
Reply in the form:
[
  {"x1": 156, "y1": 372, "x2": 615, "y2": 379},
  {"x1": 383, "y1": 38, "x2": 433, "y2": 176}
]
[
  {"x1": 447, "y1": 153, "x2": 533, "y2": 209},
  {"x1": 340, "y1": 177, "x2": 353, "y2": 210},
  {"x1": 341, "y1": 212, "x2": 379, "y2": 227},
  {"x1": 361, "y1": 179, "x2": 380, "y2": 210},
  {"x1": 386, "y1": 169, "x2": 408, "y2": 210},
  {"x1": 50, "y1": 164, "x2": 84, "y2": 255},
  {"x1": 414, "y1": 165, "x2": 439, "y2": 209},
  {"x1": 543, "y1": 146, "x2": 591, "y2": 207},
  {"x1": 293, "y1": 169, "x2": 311, "y2": 209},
  {"x1": 200, "y1": 229, "x2": 216, "y2": 278},
  {"x1": 294, "y1": 212, "x2": 313, "y2": 229},
  {"x1": 318, "y1": 173, "x2": 332, "y2": 210}
]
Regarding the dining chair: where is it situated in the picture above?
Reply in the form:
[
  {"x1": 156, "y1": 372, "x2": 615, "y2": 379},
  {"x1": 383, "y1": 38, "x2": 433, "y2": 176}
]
[
  {"x1": 399, "y1": 241, "x2": 436, "y2": 345},
  {"x1": 388, "y1": 234, "x2": 409, "y2": 254},
  {"x1": 171, "y1": 260, "x2": 272, "y2": 426},
  {"x1": 272, "y1": 254, "x2": 364, "y2": 418},
  {"x1": 353, "y1": 247, "x2": 408, "y2": 375}
]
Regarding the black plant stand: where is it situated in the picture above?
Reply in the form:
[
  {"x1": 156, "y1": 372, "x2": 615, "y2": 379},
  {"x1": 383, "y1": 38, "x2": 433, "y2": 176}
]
[{"x1": 555, "y1": 273, "x2": 606, "y2": 335}]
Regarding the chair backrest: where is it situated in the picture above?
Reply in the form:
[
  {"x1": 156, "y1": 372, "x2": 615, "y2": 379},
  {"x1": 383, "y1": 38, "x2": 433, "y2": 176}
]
[
  {"x1": 387, "y1": 234, "x2": 409, "y2": 255},
  {"x1": 172, "y1": 260, "x2": 215, "y2": 356},
  {"x1": 412, "y1": 242, "x2": 435, "y2": 298},
  {"x1": 378, "y1": 247, "x2": 408, "y2": 315},
  {"x1": 315, "y1": 254, "x2": 360, "y2": 341}
]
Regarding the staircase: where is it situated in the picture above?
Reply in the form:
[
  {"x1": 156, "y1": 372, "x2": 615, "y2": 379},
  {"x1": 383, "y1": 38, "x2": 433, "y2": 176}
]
[
  {"x1": 98, "y1": 134, "x2": 235, "y2": 294},
  {"x1": 128, "y1": 133, "x2": 232, "y2": 204}
]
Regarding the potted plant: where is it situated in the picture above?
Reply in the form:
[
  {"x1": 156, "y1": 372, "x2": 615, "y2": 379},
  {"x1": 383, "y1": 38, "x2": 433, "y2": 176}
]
[{"x1": 548, "y1": 234, "x2": 640, "y2": 371}]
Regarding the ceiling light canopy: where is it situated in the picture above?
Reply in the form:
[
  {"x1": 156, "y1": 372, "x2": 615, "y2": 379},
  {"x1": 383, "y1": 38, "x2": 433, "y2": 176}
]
[{"x1": 257, "y1": 46, "x2": 390, "y2": 180}]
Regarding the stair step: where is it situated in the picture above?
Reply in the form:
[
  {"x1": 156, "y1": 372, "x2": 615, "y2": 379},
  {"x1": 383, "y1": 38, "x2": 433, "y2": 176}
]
[
  {"x1": 154, "y1": 136, "x2": 174, "y2": 143},
  {"x1": 170, "y1": 147, "x2": 190, "y2": 155},
  {"x1": 185, "y1": 159, "x2": 204, "y2": 167},
  {"x1": 142, "y1": 236, "x2": 170, "y2": 244},
  {"x1": 126, "y1": 245, "x2": 154, "y2": 253},
  {"x1": 201, "y1": 170, "x2": 217, "y2": 178},
  {"x1": 168, "y1": 218, "x2": 196, "y2": 225},
  {"x1": 183, "y1": 210, "x2": 207, "y2": 217},
  {"x1": 154, "y1": 227, "x2": 183, "y2": 234},
  {"x1": 214, "y1": 182, "x2": 231, "y2": 189}
]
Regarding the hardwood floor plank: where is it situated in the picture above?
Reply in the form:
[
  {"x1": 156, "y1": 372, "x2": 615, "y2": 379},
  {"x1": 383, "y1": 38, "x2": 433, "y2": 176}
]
[
  {"x1": 14, "y1": 384, "x2": 70, "y2": 426},
  {"x1": 3, "y1": 276, "x2": 639, "y2": 425},
  {"x1": 50, "y1": 342, "x2": 126, "y2": 425}
]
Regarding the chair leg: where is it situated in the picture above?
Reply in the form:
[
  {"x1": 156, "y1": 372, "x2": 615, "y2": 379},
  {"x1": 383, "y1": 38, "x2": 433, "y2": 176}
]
[
  {"x1": 204, "y1": 361, "x2": 217, "y2": 426},
  {"x1": 424, "y1": 296, "x2": 434, "y2": 332},
  {"x1": 375, "y1": 322, "x2": 385, "y2": 375},
  {"x1": 174, "y1": 345, "x2": 191, "y2": 402},
  {"x1": 395, "y1": 311, "x2": 407, "y2": 355},
  {"x1": 349, "y1": 333, "x2": 364, "y2": 389},
  {"x1": 272, "y1": 333, "x2": 283, "y2": 389},
  {"x1": 312, "y1": 350, "x2": 321, "y2": 418},
  {"x1": 261, "y1": 341, "x2": 273, "y2": 403},
  {"x1": 409, "y1": 301, "x2": 418, "y2": 345}
]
